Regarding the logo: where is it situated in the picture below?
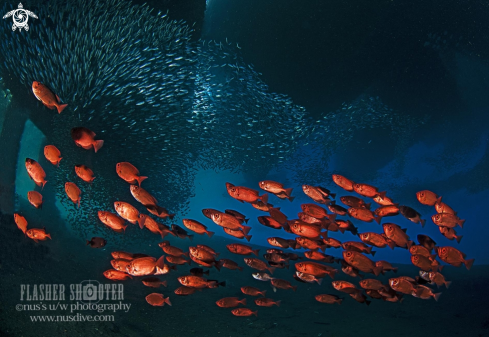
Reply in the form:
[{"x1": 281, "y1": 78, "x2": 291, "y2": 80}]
[{"x1": 3, "y1": 3, "x2": 37, "y2": 31}]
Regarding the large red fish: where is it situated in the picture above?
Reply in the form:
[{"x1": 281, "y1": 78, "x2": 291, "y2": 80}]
[
  {"x1": 98, "y1": 211, "x2": 127, "y2": 233},
  {"x1": 116, "y1": 162, "x2": 148, "y2": 186},
  {"x1": 332, "y1": 174, "x2": 355, "y2": 191},
  {"x1": 436, "y1": 246, "x2": 474, "y2": 270},
  {"x1": 32, "y1": 81, "x2": 68, "y2": 113},
  {"x1": 25, "y1": 158, "x2": 47, "y2": 189},
  {"x1": 43, "y1": 145, "x2": 62, "y2": 166},
  {"x1": 342, "y1": 251, "x2": 382, "y2": 276},
  {"x1": 27, "y1": 191, "x2": 43, "y2": 209},
  {"x1": 71, "y1": 127, "x2": 104, "y2": 153},
  {"x1": 65, "y1": 182, "x2": 81, "y2": 207},
  {"x1": 226, "y1": 182, "x2": 268, "y2": 204}
]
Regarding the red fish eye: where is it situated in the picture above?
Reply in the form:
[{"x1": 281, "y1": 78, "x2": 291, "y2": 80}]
[
  {"x1": 420, "y1": 192, "x2": 424, "y2": 197},
  {"x1": 346, "y1": 252, "x2": 352, "y2": 257},
  {"x1": 442, "y1": 248, "x2": 447, "y2": 254}
]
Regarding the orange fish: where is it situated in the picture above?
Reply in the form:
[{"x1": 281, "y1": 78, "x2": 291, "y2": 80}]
[
  {"x1": 244, "y1": 258, "x2": 275, "y2": 274},
  {"x1": 241, "y1": 286, "x2": 267, "y2": 297},
  {"x1": 340, "y1": 196, "x2": 369, "y2": 209},
  {"x1": 373, "y1": 205, "x2": 400, "y2": 223},
  {"x1": 411, "y1": 254, "x2": 439, "y2": 272},
  {"x1": 25, "y1": 158, "x2": 47, "y2": 189},
  {"x1": 259, "y1": 180, "x2": 292, "y2": 196},
  {"x1": 166, "y1": 256, "x2": 190, "y2": 265},
  {"x1": 251, "y1": 200, "x2": 274, "y2": 212},
  {"x1": 32, "y1": 81, "x2": 68, "y2": 113},
  {"x1": 331, "y1": 280, "x2": 360, "y2": 294},
  {"x1": 383, "y1": 223, "x2": 413, "y2": 249},
  {"x1": 110, "y1": 259, "x2": 132, "y2": 272},
  {"x1": 126, "y1": 256, "x2": 166, "y2": 276},
  {"x1": 359, "y1": 278, "x2": 384, "y2": 290},
  {"x1": 223, "y1": 227, "x2": 252, "y2": 241},
  {"x1": 145, "y1": 293, "x2": 171, "y2": 307},
  {"x1": 71, "y1": 127, "x2": 104, "y2": 153},
  {"x1": 216, "y1": 297, "x2": 246, "y2": 308},
  {"x1": 114, "y1": 201, "x2": 142, "y2": 226},
  {"x1": 428, "y1": 271, "x2": 451, "y2": 288},
  {"x1": 98, "y1": 211, "x2": 127, "y2": 233},
  {"x1": 268, "y1": 208, "x2": 288, "y2": 225},
  {"x1": 409, "y1": 245, "x2": 432, "y2": 258},
  {"x1": 138, "y1": 214, "x2": 166, "y2": 237},
  {"x1": 189, "y1": 247, "x2": 219, "y2": 264},
  {"x1": 255, "y1": 298, "x2": 281, "y2": 307},
  {"x1": 413, "y1": 285, "x2": 441, "y2": 301},
  {"x1": 74, "y1": 165, "x2": 95, "y2": 183},
  {"x1": 348, "y1": 207, "x2": 377, "y2": 223},
  {"x1": 416, "y1": 190, "x2": 442, "y2": 206},
  {"x1": 14, "y1": 213, "x2": 28, "y2": 233},
  {"x1": 399, "y1": 206, "x2": 425, "y2": 227},
  {"x1": 295, "y1": 272, "x2": 323, "y2": 284},
  {"x1": 298, "y1": 237, "x2": 326, "y2": 252},
  {"x1": 209, "y1": 210, "x2": 251, "y2": 234},
  {"x1": 65, "y1": 182, "x2": 81, "y2": 207},
  {"x1": 353, "y1": 183, "x2": 386, "y2": 199},
  {"x1": 219, "y1": 258, "x2": 243, "y2": 271},
  {"x1": 342, "y1": 241, "x2": 375, "y2": 256},
  {"x1": 267, "y1": 237, "x2": 296, "y2": 249},
  {"x1": 315, "y1": 294, "x2": 342, "y2": 304},
  {"x1": 434, "y1": 202, "x2": 456, "y2": 215},
  {"x1": 43, "y1": 145, "x2": 62, "y2": 166},
  {"x1": 359, "y1": 232, "x2": 388, "y2": 248},
  {"x1": 432, "y1": 213, "x2": 464, "y2": 228},
  {"x1": 342, "y1": 251, "x2": 382, "y2": 276},
  {"x1": 182, "y1": 219, "x2": 214, "y2": 237},
  {"x1": 270, "y1": 279, "x2": 297, "y2": 291},
  {"x1": 116, "y1": 162, "x2": 148, "y2": 186},
  {"x1": 27, "y1": 191, "x2": 43, "y2": 209},
  {"x1": 177, "y1": 275, "x2": 218, "y2": 289},
  {"x1": 174, "y1": 286, "x2": 199, "y2": 296},
  {"x1": 225, "y1": 209, "x2": 249, "y2": 223},
  {"x1": 295, "y1": 261, "x2": 338, "y2": 279},
  {"x1": 159, "y1": 242, "x2": 188, "y2": 257},
  {"x1": 103, "y1": 269, "x2": 132, "y2": 281},
  {"x1": 436, "y1": 246, "x2": 474, "y2": 270},
  {"x1": 332, "y1": 174, "x2": 355, "y2": 191},
  {"x1": 26, "y1": 228, "x2": 51, "y2": 243},
  {"x1": 388, "y1": 277, "x2": 419, "y2": 295},
  {"x1": 439, "y1": 226, "x2": 463, "y2": 243},
  {"x1": 226, "y1": 182, "x2": 268, "y2": 204},
  {"x1": 302, "y1": 185, "x2": 334, "y2": 204},
  {"x1": 142, "y1": 277, "x2": 168, "y2": 288},
  {"x1": 301, "y1": 203, "x2": 333, "y2": 220},
  {"x1": 372, "y1": 194, "x2": 395, "y2": 206},
  {"x1": 288, "y1": 220, "x2": 324, "y2": 239},
  {"x1": 130, "y1": 185, "x2": 157, "y2": 207},
  {"x1": 304, "y1": 251, "x2": 333, "y2": 264},
  {"x1": 226, "y1": 243, "x2": 259, "y2": 256},
  {"x1": 231, "y1": 308, "x2": 257, "y2": 317},
  {"x1": 376, "y1": 260, "x2": 398, "y2": 274},
  {"x1": 323, "y1": 237, "x2": 342, "y2": 248}
]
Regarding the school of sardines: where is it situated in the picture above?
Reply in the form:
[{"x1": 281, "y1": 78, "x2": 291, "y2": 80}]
[{"x1": 17, "y1": 82, "x2": 473, "y2": 316}]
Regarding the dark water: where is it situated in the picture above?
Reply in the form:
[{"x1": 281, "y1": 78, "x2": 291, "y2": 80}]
[{"x1": 0, "y1": 0, "x2": 488, "y2": 336}]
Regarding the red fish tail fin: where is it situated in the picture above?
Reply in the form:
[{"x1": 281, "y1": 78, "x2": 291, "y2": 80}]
[
  {"x1": 156, "y1": 256, "x2": 166, "y2": 269},
  {"x1": 316, "y1": 278, "x2": 323, "y2": 285},
  {"x1": 128, "y1": 275, "x2": 133, "y2": 279},
  {"x1": 260, "y1": 290, "x2": 267, "y2": 297},
  {"x1": 86, "y1": 240, "x2": 90, "y2": 246},
  {"x1": 268, "y1": 266, "x2": 276, "y2": 275},
  {"x1": 456, "y1": 235, "x2": 463, "y2": 243},
  {"x1": 214, "y1": 261, "x2": 221, "y2": 272},
  {"x1": 47, "y1": 234, "x2": 52, "y2": 240},
  {"x1": 41, "y1": 180, "x2": 47, "y2": 190},
  {"x1": 387, "y1": 241, "x2": 396, "y2": 250},
  {"x1": 393, "y1": 267, "x2": 398, "y2": 273},
  {"x1": 419, "y1": 218, "x2": 426, "y2": 227},
  {"x1": 260, "y1": 194, "x2": 268, "y2": 204},
  {"x1": 275, "y1": 300, "x2": 281, "y2": 307},
  {"x1": 328, "y1": 270, "x2": 338, "y2": 279},
  {"x1": 437, "y1": 265, "x2": 444, "y2": 272},
  {"x1": 407, "y1": 240, "x2": 414, "y2": 250},
  {"x1": 465, "y1": 258, "x2": 475, "y2": 270},
  {"x1": 445, "y1": 281, "x2": 452, "y2": 289},
  {"x1": 365, "y1": 300, "x2": 371, "y2": 306},
  {"x1": 238, "y1": 266, "x2": 243, "y2": 271},
  {"x1": 339, "y1": 228, "x2": 346, "y2": 234},
  {"x1": 252, "y1": 249, "x2": 260, "y2": 256},
  {"x1": 188, "y1": 235, "x2": 194, "y2": 241},
  {"x1": 165, "y1": 297, "x2": 172, "y2": 306},
  {"x1": 320, "y1": 244, "x2": 327, "y2": 252},
  {"x1": 336, "y1": 298, "x2": 343, "y2": 305},
  {"x1": 374, "y1": 216, "x2": 382, "y2": 225},
  {"x1": 207, "y1": 231, "x2": 215, "y2": 238},
  {"x1": 93, "y1": 140, "x2": 104, "y2": 153},
  {"x1": 137, "y1": 176, "x2": 148, "y2": 187},
  {"x1": 435, "y1": 196, "x2": 442, "y2": 205},
  {"x1": 288, "y1": 196, "x2": 295, "y2": 202},
  {"x1": 370, "y1": 250, "x2": 376, "y2": 257},
  {"x1": 327, "y1": 214, "x2": 337, "y2": 222},
  {"x1": 458, "y1": 219, "x2": 465, "y2": 228},
  {"x1": 373, "y1": 266, "x2": 383, "y2": 277},
  {"x1": 245, "y1": 234, "x2": 252, "y2": 242},
  {"x1": 292, "y1": 285, "x2": 297, "y2": 291},
  {"x1": 57, "y1": 158, "x2": 62, "y2": 167},
  {"x1": 57, "y1": 103, "x2": 68, "y2": 114},
  {"x1": 253, "y1": 310, "x2": 258, "y2": 317},
  {"x1": 161, "y1": 280, "x2": 168, "y2": 287},
  {"x1": 284, "y1": 188, "x2": 293, "y2": 196},
  {"x1": 241, "y1": 298, "x2": 247, "y2": 306},
  {"x1": 77, "y1": 199, "x2": 81, "y2": 208},
  {"x1": 170, "y1": 265, "x2": 178, "y2": 271},
  {"x1": 168, "y1": 214, "x2": 176, "y2": 220},
  {"x1": 242, "y1": 226, "x2": 252, "y2": 235}
]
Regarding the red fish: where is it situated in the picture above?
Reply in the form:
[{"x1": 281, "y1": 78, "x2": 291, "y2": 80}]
[
  {"x1": 65, "y1": 182, "x2": 81, "y2": 207},
  {"x1": 359, "y1": 232, "x2": 388, "y2": 248},
  {"x1": 241, "y1": 286, "x2": 267, "y2": 297},
  {"x1": 98, "y1": 211, "x2": 127, "y2": 233},
  {"x1": 43, "y1": 145, "x2": 62, "y2": 166},
  {"x1": 244, "y1": 258, "x2": 275, "y2": 274},
  {"x1": 145, "y1": 293, "x2": 171, "y2": 307},
  {"x1": 342, "y1": 251, "x2": 382, "y2": 276},
  {"x1": 116, "y1": 162, "x2": 148, "y2": 186},
  {"x1": 259, "y1": 180, "x2": 293, "y2": 196},
  {"x1": 74, "y1": 165, "x2": 95, "y2": 183},
  {"x1": 431, "y1": 213, "x2": 465, "y2": 228},
  {"x1": 27, "y1": 191, "x2": 43, "y2": 209},
  {"x1": 255, "y1": 298, "x2": 281, "y2": 307},
  {"x1": 71, "y1": 127, "x2": 104, "y2": 153},
  {"x1": 26, "y1": 228, "x2": 51, "y2": 243},
  {"x1": 436, "y1": 246, "x2": 474, "y2": 270},
  {"x1": 416, "y1": 190, "x2": 442, "y2": 206},
  {"x1": 182, "y1": 219, "x2": 214, "y2": 237},
  {"x1": 114, "y1": 201, "x2": 142, "y2": 226},
  {"x1": 332, "y1": 174, "x2": 355, "y2": 191},
  {"x1": 231, "y1": 308, "x2": 257, "y2": 317},
  {"x1": 353, "y1": 183, "x2": 386, "y2": 199},
  {"x1": 142, "y1": 277, "x2": 168, "y2": 288},
  {"x1": 25, "y1": 158, "x2": 47, "y2": 189},
  {"x1": 315, "y1": 294, "x2": 342, "y2": 304},
  {"x1": 226, "y1": 182, "x2": 268, "y2": 204},
  {"x1": 302, "y1": 185, "x2": 334, "y2": 204},
  {"x1": 14, "y1": 213, "x2": 28, "y2": 233},
  {"x1": 439, "y1": 226, "x2": 463, "y2": 243},
  {"x1": 216, "y1": 297, "x2": 246, "y2": 308},
  {"x1": 382, "y1": 223, "x2": 413, "y2": 249},
  {"x1": 32, "y1": 81, "x2": 68, "y2": 113},
  {"x1": 103, "y1": 270, "x2": 132, "y2": 281},
  {"x1": 271, "y1": 279, "x2": 297, "y2": 291},
  {"x1": 295, "y1": 261, "x2": 337, "y2": 279}
]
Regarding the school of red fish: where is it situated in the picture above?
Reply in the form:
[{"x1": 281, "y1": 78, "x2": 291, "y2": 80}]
[{"x1": 15, "y1": 82, "x2": 474, "y2": 315}]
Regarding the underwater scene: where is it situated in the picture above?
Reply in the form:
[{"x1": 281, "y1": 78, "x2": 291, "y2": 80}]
[{"x1": 0, "y1": 0, "x2": 488, "y2": 336}]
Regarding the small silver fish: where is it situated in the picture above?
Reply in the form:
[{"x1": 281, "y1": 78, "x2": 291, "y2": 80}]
[{"x1": 252, "y1": 272, "x2": 274, "y2": 282}]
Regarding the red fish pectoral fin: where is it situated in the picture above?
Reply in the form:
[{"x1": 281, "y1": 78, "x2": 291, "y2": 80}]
[{"x1": 93, "y1": 140, "x2": 104, "y2": 153}]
